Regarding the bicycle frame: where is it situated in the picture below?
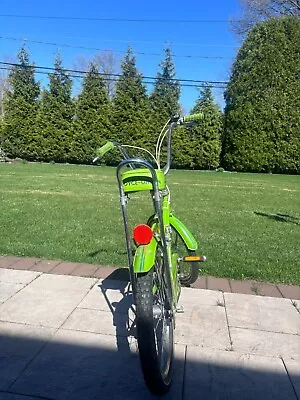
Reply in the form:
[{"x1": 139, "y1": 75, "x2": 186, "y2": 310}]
[
  {"x1": 116, "y1": 158, "x2": 177, "y2": 310},
  {"x1": 114, "y1": 117, "x2": 201, "y2": 311}
]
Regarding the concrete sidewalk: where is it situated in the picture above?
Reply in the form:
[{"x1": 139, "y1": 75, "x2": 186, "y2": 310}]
[{"x1": 0, "y1": 267, "x2": 299, "y2": 399}]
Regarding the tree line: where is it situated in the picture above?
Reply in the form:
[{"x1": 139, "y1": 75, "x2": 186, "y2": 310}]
[
  {"x1": 0, "y1": 47, "x2": 222, "y2": 170},
  {"x1": 0, "y1": 15, "x2": 299, "y2": 173}
]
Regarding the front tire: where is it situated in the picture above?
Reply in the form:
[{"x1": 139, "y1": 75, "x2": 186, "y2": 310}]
[
  {"x1": 135, "y1": 254, "x2": 174, "y2": 396},
  {"x1": 172, "y1": 227, "x2": 199, "y2": 286}
]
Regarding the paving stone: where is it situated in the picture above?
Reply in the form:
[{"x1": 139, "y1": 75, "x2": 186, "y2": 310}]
[
  {"x1": 0, "y1": 269, "x2": 41, "y2": 284},
  {"x1": 224, "y1": 291, "x2": 293, "y2": 310},
  {"x1": 78, "y1": 280, "x2": 131, "y2": 313},
  {"x1": 230, "y1": 279, "x2": 259, "y2": 295},
  {"x1": 0, "y1": 256, "x2": 22, "y2": 269},
  {"x1": 93, "y1": 266, "x2": 120, "y2": 279},
  {"x1": 30, "y1": 259, "x2": 60, "y2": 273},
  {"x1": 27, "y1": 273, "x2": 96, "y2": 292},
  {"x1": 10, "y1": 329, "x2": 185, "y2": 400},
  {"x1": 62, "y1": 308, "x2": 132, "y2": 337},
  {"x1": 71, "y1": 263, "x2": 99, "y2": 277},
  {"x1": 0, "y1": 290, "x2": 85, "y2": 328},
  {"x1": 101, "y1": 268, "x2": 130, "y2": 282},
  {"x1": 0, "y1": 283, "x2": 25, "y2": 303},
  {"x1": 0, "y1": 275, "x2": 96, "y2": 328},
  {"x1": 191, "y1": 276, "x2": 207, "y2": 289},
  {"x1": 284, "y1": 358, "x2": 300, "y2": 398},
  {"x1": 278, "y1": 284, "x2": 300, "y2": 300},
  {"x1": 0, "y1": 321, "x2": 55, "y2": 390},
  {"x1": 180, "y1": 287, "x2": 224, "y2": 307},
  {"x1": 8, "y1": 258, "x2": 40, "y2": 271},
  {"x1": 207, "y1": 276, "x2": 231, "y2": 292},
  {"x1": 48, "y1": 262, "x2": 79, "y2": 275},
  {"x1": 225, "y1": 294, "x2": 300, "y2": 334},
  {"x1": 175, "y1": 305, "x2": 231, "y2": 349},
  {"x1": 230, "y1": 327, "x2": 300, "y2": 358},
  {"x1": 254, "y1": 282, "x2": 283, "y2": 297},
  {"x1": 184, "y1": 347, "x2": 297, "y2": 400}
]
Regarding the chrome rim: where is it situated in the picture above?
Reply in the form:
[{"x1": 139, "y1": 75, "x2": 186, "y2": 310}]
[{"x1": 153, "y1": 254, "x2": 173, "y2": 381}]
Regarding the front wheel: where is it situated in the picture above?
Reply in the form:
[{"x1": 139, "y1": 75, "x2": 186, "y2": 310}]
[
  {"x1": 135, "y1": 251, "x2": 174, "y2": 396},
  {"x1": 172, "y1": 227, "x2": 199, "y2": 286}
]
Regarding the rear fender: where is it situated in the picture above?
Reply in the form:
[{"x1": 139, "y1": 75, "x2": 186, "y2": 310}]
[{"x1": 133, "y1": 237, "x2": 158, "y2": 273}]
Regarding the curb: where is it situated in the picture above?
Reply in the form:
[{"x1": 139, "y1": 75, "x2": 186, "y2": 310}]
[{"x1": 0, "y1": 255, "x2": 299, "y2": 300}]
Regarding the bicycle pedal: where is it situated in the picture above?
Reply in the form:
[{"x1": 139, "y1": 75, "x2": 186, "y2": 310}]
[
  {"x1": 183, "y1": 255, "x2": 206, "y2": 262},
  {"x1": 176, "y1": 305, "x2": 185, "y2": 313}
]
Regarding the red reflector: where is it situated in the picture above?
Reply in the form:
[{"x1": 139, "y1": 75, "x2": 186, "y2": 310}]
[{"x1": 133, "y1": 224, "x2": 153, "y2": 245}]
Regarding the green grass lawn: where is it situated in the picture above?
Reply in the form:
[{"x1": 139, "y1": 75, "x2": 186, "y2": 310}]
[{"x1": 0, "y1": 162, "x2": 299, "y2": 285}]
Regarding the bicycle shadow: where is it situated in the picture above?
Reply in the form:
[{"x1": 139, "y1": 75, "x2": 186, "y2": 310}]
[
  {"x1": 254, "y1": 211, "x2": 300, "y2": 225},
  {"x1": 88, "y1": 248, "x2": 127, "y2": 257},
  {"x1": 99, "y1": 269, "x2": 137, "y2": 354}
]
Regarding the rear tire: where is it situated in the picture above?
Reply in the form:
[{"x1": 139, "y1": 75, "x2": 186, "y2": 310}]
[{"x1": 135, "y1": 252, "x2": 174, "y2": 396}]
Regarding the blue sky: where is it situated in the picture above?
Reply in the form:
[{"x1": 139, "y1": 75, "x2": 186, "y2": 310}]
[{"x1": 0, "y1": 0, "x2": 242, "y2": 111}]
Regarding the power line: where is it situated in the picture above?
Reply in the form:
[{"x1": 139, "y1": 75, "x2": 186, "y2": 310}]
[
  {"x1": 0, "y1": 67, "x2": 225, "y2": 89},
  {"x1": 0, "y1": 14, "x2": 241, "y2": 23},
  {"x1": 0, "y1": 61, "x2": 122, "y2": 78},
  {"x1": 0, "y1": 61, "x2": 229, "y2": 86},
  {"x1": 0, "y1": 36, "x2": 232, "y2": 60},
  {"x1": 4, "y1": 33, "x2": 239, "y2": 48}
]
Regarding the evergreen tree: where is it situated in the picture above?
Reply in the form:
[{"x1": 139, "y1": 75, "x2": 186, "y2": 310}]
[
  {"x1": 173, "y1": 86, "x2": 222, "y2": 169},
  {"x1": 1, "y1": 47, "x2": 40, "y2": 159},
  {"x1": 150, "y1": 47, "x2": 181, "y2": 135},
  {"x1": 110, "y1": 48, "x2": 151, "y2": 164},
  {"x1": 37, "y1": 55, "x2": 74, "y2": 162},
  {"x1": 71, "y1": 63, "x2": 111, "y2": 163},
  {"x1": 223, "y1": 16, "x2": 300, "y2": 173}
]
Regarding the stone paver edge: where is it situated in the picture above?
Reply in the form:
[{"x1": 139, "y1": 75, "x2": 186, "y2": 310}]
[{"x1": 0, "y1": 255, "x2": 299, "y2": 299}]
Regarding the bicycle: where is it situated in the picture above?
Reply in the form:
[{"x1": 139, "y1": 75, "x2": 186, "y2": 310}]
[{"x1": 94, "y1": 114, "x2": 206, "y2": 396}]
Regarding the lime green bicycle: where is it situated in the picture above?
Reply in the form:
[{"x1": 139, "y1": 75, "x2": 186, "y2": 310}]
[{"x1": 94, "y1": 114, "x2": 206, "y2": 396}]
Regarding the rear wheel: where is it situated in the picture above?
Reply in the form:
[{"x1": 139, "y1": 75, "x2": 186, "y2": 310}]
[
  {"x1": 135, "y1": 249, "x2": 174, "y2": 396},
  {"x1": 171, "y1": 227, "x2": 199, "y2": 286}
]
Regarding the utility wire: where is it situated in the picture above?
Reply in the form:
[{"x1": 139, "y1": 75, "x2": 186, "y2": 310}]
[
  {"x1": 0, "y1": 61, "x2": 229, "y2": 86},
  {"x1": 3, "y1": 33, "x2": 239, "y2": 47},
  {"x1": 0, "y1": 66, "x2": 228, "y2": 89},
  {"x1": 0, "y1": 36, "x2": 232, "y2": 60},
  {"x1": 0, "y1": 14, "x2": 242, "y2": 23}
]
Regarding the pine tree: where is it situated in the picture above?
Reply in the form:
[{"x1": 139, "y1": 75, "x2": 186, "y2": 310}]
[
  {"x1": 110, "y1": 48, "x2": 151, "y2": 164},
  {"x1": 1, "y1": 47, "x2": 40, "y2": 159},
  {"x1": 37, "y1": 55, "x2": 74, "y2": 162},
  {"x1": 223, "y1": 17, "x2": 300, "y2": 173},
  {"x1": 191, "y1": 86, "x2": 222, "y2": 169},
  {"x1": 150, "y1": 47, "x2": 181, "y2": 134},
  {"x1": 71, "y1": 63, "x2": 111, "y2": 163},
  {"x1": 172, "y1": 86, "x2": 222, "y2": 169}
]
